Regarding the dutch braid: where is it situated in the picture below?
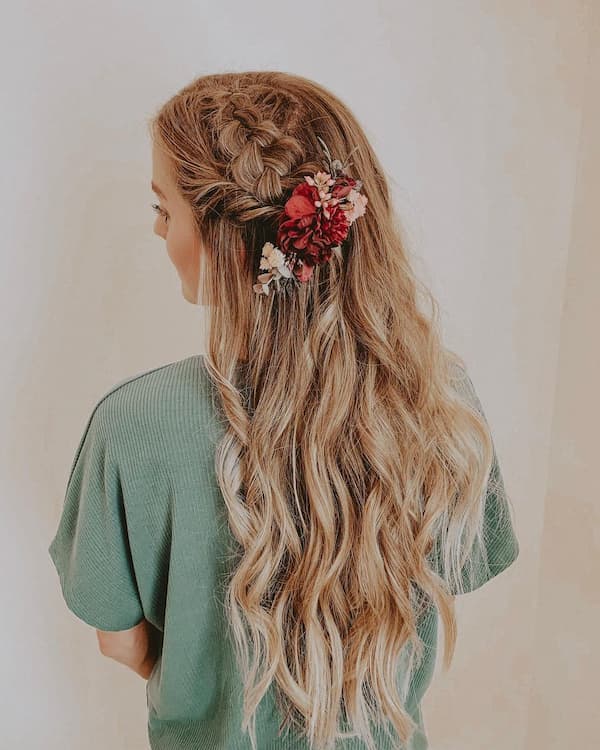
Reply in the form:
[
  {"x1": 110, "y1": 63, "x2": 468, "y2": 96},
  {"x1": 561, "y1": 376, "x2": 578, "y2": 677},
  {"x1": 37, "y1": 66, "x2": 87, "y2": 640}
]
[{"x1": 188, "y1": 89, "x2": 303, "y2": 226}]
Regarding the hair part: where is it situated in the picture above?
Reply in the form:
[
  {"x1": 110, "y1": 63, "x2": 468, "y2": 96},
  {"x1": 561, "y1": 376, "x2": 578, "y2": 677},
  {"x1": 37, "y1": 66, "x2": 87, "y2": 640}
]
[{"x1": 149, "y1": 70, "x2": 497, "y2": 750}]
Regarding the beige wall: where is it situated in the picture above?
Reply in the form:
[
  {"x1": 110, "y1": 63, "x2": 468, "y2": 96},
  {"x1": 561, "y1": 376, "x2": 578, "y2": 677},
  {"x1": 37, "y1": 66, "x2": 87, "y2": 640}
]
[
  {"x1": 2, "y1": 2, "x2": 595, "y2": 748},
  {"x1": 424, "y1": 3, "x2": 598, "y2": 749},
  {"x1": 525, "y1": 2, "x2": 599, "y2": 747}
]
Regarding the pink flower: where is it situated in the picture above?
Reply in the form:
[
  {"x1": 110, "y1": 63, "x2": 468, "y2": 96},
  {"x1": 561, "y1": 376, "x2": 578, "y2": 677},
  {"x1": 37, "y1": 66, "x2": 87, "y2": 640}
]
[{"x1": 344, "y1": 190, "x2": 368, "y2": 224}]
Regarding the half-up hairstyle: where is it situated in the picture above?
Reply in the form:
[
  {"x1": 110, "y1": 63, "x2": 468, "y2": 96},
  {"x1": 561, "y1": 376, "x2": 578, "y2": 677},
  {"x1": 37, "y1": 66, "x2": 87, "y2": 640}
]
[{"x1": 149, "y1": 70, "x2": 512, "y2": 750}]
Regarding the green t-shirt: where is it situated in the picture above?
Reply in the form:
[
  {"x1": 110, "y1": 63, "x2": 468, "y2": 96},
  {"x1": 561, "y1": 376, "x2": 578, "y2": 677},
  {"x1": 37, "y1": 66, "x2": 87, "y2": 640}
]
[{"x1": 48, "y1": 354, "x2": 519, "y2": 749}]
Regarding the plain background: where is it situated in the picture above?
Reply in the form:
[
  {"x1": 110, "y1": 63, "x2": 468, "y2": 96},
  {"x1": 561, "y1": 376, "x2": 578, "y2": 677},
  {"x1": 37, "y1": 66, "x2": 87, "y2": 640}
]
[{"x1": 2, "y1": 1, "x2": 597, "y2": 748}]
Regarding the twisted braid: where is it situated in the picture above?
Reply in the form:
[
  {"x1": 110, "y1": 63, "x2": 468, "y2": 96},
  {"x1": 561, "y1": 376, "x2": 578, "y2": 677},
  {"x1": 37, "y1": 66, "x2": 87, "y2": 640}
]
[{"x1": 194, "y1": 88, "x2": 312, "y2": 226}]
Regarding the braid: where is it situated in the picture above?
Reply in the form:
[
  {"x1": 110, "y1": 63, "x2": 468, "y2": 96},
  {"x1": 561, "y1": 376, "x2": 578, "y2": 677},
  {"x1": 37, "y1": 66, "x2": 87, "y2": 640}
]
[{"x1": 199, "y1": 89, "x2": 307, "y2": 225}]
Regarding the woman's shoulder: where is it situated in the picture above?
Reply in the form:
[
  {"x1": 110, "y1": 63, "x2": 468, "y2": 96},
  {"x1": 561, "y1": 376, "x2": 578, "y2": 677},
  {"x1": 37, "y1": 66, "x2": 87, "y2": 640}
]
[
  {"x1": 88, "y1": 354, "x2": 214, "y2": 439},
  {"x1": 100, "y1": 354, "x2": 207, "y2": 401}
]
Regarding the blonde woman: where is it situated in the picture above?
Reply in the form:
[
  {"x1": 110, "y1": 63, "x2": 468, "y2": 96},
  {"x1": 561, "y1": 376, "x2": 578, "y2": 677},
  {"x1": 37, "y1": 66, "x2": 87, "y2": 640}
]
[{"x1": 48, "y1": 71, "x2": 520, "y2": 750}]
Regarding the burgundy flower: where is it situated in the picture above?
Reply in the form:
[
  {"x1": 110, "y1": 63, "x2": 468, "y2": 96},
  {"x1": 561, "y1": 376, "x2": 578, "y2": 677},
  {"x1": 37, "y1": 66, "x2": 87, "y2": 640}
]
[
  {"x1": 276, "y1": 182, "x2": 350, "y2": 275},
  {"x1": 294, "y1": 259, "x2": 315, "y2": 283}
]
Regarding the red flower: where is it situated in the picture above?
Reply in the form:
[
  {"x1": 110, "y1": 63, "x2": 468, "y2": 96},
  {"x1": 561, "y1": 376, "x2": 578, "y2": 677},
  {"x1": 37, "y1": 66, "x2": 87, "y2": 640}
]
[
  {"x1": 331, "y1": 175, "x2": 357, "y2": 200},
  {"x1": 276, "y1": 182, "x2": 350, "y2": 280}
]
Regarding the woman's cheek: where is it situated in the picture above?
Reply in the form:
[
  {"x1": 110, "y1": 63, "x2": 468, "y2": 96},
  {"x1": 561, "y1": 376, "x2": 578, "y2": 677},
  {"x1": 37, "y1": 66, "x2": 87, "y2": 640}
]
[
  {"x1": 166, "y1": 231, "x2": 184, "y2": 270},
  {"x1": 168, "y1": 230, "x2": 195, "y2": 277}
]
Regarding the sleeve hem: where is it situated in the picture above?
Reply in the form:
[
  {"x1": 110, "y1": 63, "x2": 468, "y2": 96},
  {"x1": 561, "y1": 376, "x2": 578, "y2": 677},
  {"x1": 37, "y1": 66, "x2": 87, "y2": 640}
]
[
  {"x1": 48, "y1": 541, "x2": 145, "y2": 632},
  {"x1": 452, "y1": 542, "x2": 520, "y2": 596}
]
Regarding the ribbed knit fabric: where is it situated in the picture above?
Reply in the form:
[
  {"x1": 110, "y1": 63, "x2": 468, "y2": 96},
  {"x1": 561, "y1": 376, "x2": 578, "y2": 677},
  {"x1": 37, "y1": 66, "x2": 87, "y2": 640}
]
[{"x1": 48, "y1": 354, "x2": 519, "y2": 749}]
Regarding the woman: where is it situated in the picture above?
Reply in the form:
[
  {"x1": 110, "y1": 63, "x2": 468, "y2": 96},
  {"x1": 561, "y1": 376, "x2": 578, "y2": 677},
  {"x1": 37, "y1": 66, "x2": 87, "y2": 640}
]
[{"x1": 48, "y1": 71, "x2": 520, "y2": 750}]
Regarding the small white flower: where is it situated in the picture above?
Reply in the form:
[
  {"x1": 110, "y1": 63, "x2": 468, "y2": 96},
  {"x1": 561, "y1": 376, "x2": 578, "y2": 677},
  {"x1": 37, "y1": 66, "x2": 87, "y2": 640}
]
[
  {"x1": 259, "y1": 241, "x2": 286, "y2": 271},
  {"x1": 277, "y1": 262, "x2": 293, "y2": 278},
  {"x1": 254, "y1": 244, "x2": 295, "y2": 294}
]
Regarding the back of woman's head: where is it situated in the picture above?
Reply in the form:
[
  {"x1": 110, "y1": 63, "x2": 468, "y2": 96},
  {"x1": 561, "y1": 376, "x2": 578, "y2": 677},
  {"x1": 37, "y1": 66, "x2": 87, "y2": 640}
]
[{"x1": 149, "y1": 71, "x2": 496, "y2": 750}]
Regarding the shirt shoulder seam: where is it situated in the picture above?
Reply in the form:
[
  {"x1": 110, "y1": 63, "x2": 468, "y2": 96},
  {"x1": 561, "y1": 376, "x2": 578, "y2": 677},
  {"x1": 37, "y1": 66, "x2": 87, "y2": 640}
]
[{"x1": 93, "y1": 356, "x2": 198, "y2": 415}]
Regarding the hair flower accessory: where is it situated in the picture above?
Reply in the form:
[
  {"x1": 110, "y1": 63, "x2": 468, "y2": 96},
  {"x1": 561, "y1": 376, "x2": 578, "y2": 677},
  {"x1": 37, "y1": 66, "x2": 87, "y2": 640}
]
[{"x1": 253, "y1": 136, "x2": 368, "y2": 295}]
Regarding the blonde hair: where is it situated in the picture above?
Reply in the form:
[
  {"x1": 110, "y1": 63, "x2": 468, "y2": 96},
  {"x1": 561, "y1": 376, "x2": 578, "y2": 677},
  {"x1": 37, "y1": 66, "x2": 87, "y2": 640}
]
[{"x1": 149, "y1": 71, "x2": 499, "y2": 750}]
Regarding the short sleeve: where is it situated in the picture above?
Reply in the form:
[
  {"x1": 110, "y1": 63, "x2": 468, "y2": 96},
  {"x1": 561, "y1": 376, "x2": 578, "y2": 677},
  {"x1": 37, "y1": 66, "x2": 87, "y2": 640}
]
[
  {"x1": 428, "y1": 366, "x2": 520, "y2": 595},
  {"x1": 451, "y1": 448, "x2": 520, "y2": 594},
  {"x1": 48, "y1": 399, "x2": 144, "y2": 631}
]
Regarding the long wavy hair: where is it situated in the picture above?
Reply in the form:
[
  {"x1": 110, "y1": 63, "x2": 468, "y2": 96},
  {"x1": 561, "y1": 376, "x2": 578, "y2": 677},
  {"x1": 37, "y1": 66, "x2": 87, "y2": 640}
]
[{"x1": 149, "y1": 71, "x2": 501, "y2": 750}]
